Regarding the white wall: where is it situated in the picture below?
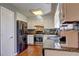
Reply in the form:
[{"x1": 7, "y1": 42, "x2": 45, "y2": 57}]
[
  {"x1": 27, "y1": 14, "x2": 54, "y2": 29},
  {"x1": 16, "y1": 12, "x2": 27, "y2": 22}
]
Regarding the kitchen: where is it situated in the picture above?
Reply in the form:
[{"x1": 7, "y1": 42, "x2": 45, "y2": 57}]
[
  {"x1": 15, "y1": 3, "x2": 58, "y2": 55},
  {"x1": 1, "y1": 3, "x2": 79, "y2": 56}
]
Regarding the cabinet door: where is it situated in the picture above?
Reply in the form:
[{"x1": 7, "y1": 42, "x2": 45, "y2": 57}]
[
  {"x1": 27, "y1": 35, "x2": 34, "y2": 45},
  {"x1": 1, "y1": 7, "x2": 15, "y2": 56},
  {"x1": 62, "y1": 3, "x2": 79, "y2": 22},
  {"x1": 62, "y1": 3, "x2": 67, "y2": 22}
]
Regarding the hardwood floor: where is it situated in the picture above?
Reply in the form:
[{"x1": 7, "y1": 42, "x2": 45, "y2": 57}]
[{"x1": 17, "y1": 45, "x2": 43, "y2": 56}]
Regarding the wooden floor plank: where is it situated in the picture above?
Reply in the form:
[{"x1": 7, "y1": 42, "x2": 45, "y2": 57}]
[{"x1": 17, "y1": 45, "x2": 43, "y2": 56}]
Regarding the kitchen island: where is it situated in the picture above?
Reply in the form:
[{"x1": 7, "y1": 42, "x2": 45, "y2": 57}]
[{"x1": 43, "y1": 47, "x2": 79, "y2": 56}]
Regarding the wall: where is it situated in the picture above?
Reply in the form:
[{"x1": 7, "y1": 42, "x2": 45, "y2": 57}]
[
  {"x1": 27, "y1": 14, "x2": 54, "y2": 29},
  {"x1": 16, "y1": 12, "x2": 27, "y2": 22}
]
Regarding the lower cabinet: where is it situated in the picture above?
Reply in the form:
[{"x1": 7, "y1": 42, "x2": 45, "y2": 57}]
[
  {"x1": 60, "y1": 30, "x2": 79, "y2": 48},
  {"x1": 27, "y1": 35, "x2": 34, "y2": 45}
]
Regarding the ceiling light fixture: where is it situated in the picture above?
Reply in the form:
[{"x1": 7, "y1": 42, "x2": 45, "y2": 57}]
[{"x1": 32, "y1": 9, "x2": 43, "y2": 16}]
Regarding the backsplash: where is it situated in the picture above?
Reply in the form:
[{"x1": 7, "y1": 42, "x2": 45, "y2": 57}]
[
  {"x1": 44, "y1": 28, "x2": 59, "y2": 35},
  {"x1": 27, "y1": 28, "x2": 60, "y2": 35}
]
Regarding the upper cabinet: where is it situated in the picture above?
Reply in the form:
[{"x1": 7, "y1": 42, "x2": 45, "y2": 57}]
[{"x1": 62, "y1": 3, "x2": 79, "y2": 22}]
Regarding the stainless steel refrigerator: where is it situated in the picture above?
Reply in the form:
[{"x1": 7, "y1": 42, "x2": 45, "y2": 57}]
[{"x1": 17, "y1": 20, "x2": 28, "y2": 53}]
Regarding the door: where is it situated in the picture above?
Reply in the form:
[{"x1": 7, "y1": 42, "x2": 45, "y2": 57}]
[{"x1": 1, "y1": 7, "x2": 15, "y2": 56}]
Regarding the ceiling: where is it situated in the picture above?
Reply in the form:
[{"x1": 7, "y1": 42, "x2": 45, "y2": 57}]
[{"x1": 11, "y1": 3, "x2": 57, "y2": 18}]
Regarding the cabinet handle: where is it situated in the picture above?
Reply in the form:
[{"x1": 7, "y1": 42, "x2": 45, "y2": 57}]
[{"x1": 10, "y1": 36, "x2": 13, "y2": 38}]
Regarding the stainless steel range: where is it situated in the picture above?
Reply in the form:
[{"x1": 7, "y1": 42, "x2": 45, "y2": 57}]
[{"x1": 34, "y1": 33, "x2": 43, "y2": 45}]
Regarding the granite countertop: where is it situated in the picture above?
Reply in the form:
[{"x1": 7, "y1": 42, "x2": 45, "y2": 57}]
[{"x1": 43, "y1": 47, "x2": 79, "y2": 53}]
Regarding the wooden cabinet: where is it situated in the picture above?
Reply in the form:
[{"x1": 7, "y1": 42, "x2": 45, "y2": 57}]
[
  {"x1": 27, "y1": 35, "x2": 34, "y2": 45},
  {"x1": 60, "y1": 30, "x2": 79, "y2": 48},
  {"x1": 60, "y1": 4, "x2": 79, "y2": 48},
  {"x1": 61, "y1": 3, "x2": 67, "y2": 22},
  {"x1": 35, "y1": 25, "x2": 44, "y2": 32},
  {"x1": 62, "y1": 3, "x2": 79, "y2": 22}
]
